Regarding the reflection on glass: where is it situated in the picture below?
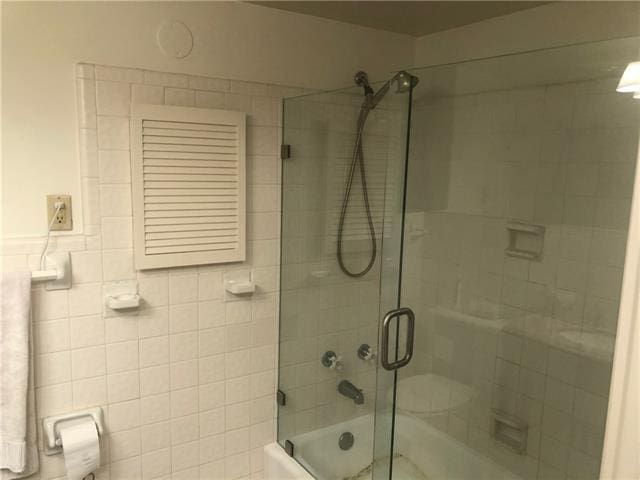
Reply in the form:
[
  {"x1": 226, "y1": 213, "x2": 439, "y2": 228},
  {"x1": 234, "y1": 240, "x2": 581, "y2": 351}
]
[{"x1": 396, "y1": 36, "x2": 639, "y2": 480}]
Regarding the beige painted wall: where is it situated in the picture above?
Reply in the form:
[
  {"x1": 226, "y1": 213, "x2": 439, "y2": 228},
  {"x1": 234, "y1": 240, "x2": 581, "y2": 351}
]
[{"x1": 0, "y1": 1, "x2": 414, "y2": 238}]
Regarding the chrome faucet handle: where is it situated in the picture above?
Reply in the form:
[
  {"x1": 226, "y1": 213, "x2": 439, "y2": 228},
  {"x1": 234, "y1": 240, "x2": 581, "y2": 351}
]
[
  {"x1": 357, "y1": 344, "x2": 376, "y2": 362},
  {"x1": 321, "y1": 350, "x2": 342, "y2": 371}
]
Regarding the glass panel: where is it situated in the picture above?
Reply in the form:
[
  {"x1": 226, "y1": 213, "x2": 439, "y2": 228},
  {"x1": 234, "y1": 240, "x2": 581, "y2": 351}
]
[
  {"x1": 372, "y1": 83, "x2": 414, "y2": 480},
  {"x1": 394, "y1": 36, "x2": 640, "y2": 480},
  {"x1": 277, "y1": 77, "x2": 413, "y2": 479}
]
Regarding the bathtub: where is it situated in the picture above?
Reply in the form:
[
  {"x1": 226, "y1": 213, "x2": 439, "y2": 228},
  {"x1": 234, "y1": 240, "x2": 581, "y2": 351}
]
[{"x1": 264, "y1": 414, "x2": 518, "y2": 480}]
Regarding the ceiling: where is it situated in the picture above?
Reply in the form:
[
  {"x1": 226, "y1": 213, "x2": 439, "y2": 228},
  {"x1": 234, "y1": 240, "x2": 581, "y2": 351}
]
[
  {"x1": 408, "y1": 35, "x2": 636, "y2": 99},
  {"x1": 250, "y1": 1, "x2": 549, "y2": 37}
]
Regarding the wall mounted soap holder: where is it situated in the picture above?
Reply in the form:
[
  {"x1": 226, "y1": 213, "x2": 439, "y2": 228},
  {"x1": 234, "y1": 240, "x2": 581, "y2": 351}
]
[
  {"x1": 224, "y1": 270, "x2": 256, "y2": 296},
  {"x1": 225, "y1": 280, "x2": 256, "y2": 295},
  {"x1": 105, "y1": 281, "x2": 141, "y2": 310},
  {"x1": 106, "y1": 294, "x2": 140, "y2": 310}
]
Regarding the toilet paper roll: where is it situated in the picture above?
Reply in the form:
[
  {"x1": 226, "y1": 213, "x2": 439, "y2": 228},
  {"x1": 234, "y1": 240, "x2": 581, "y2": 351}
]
[{"x1": 59, "y1": 419, "x2": 101, "y2": 480}]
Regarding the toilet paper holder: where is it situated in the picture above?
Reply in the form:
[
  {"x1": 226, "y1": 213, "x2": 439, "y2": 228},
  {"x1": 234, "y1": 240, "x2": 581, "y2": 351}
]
[{"x1": 43, "y1": 407, "x2": 105, "y2": 455}]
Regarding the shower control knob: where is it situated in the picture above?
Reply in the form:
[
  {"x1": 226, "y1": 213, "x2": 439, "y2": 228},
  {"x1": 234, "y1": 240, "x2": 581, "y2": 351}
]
[
  {"x1": 357, "y1": 344, "x2": 376, "y2": 362},
  {"x1": 321, "y1": 351, "x2": 342, "y2": 371}
]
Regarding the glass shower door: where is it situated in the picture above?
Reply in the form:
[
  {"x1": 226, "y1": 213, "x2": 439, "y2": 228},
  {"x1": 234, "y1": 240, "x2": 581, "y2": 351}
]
[
  {"x1": 277, "y1": 76, "x2": 414, "y2": 480},
  {"x1": 390, "y1": 36, "x2": 640, "y2": 480}
]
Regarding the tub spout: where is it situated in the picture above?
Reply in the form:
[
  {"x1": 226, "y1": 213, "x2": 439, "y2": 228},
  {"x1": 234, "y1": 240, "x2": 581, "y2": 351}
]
[{"x1": 338, "y1": 380, "x2": 364, "y2": 405}]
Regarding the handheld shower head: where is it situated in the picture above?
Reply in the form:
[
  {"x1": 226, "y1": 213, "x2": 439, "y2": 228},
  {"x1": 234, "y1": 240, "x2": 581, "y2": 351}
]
[
  {"x1": 338, "y1": 70, "x2": 420, "y2": 278},
  {"x1": 354, "y1": 70, "x2": 369, "y2": 87},
  {"x1": 355, "y1": 70, "x2": 419, "y2": 110},
  {"x1": 354, "y1": 71, "x2": 374, "y2": 97},
  {"x1": 368, "y1": 71, "x2": 418, "y2": 109}
]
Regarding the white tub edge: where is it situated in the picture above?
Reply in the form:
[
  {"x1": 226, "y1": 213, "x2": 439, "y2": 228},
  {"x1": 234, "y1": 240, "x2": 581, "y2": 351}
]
[{"x1": 264, "y1": 442, "x2": 313, "y2": 480}]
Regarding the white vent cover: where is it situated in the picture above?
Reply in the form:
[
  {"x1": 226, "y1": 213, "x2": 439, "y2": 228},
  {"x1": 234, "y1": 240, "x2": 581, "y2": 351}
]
[{"x1": 130, "y1": 104, "x2": 246, "y2": 269}]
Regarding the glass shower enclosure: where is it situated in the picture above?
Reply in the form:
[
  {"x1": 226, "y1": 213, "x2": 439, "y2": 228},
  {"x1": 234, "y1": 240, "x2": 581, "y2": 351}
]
[
  {"x1": 278, "y1": 35, "x2": 640, "y2": 480},
  {"x1": 277, "y1": 74, "x2": 413, "y2": 479}
]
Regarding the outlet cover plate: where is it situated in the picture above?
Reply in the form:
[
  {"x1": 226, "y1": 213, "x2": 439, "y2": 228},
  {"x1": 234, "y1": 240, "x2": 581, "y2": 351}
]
[{"x1": 47, "y1": 195, "x2": 72, "y2": 231}]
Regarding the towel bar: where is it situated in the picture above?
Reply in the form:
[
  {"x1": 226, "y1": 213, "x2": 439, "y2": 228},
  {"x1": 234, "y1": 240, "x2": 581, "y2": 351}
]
[{"x1": 30, "y1": 252, "x2": 71, "y2": 290}]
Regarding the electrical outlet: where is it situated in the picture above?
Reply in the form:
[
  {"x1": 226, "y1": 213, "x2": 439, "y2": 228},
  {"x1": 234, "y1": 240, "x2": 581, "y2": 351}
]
[{"x1": 47, "y1": 195, "x2": 73, "y2": 231}]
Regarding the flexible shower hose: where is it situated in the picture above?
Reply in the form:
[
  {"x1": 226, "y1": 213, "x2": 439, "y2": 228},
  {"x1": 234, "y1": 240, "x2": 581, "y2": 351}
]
[{"x1": 337, "y1": 102, "x2": 377, "y2": 278}]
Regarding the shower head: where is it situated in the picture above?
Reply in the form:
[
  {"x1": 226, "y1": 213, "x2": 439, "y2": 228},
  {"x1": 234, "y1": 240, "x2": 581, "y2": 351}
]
[
  {"x1": 354, "y1": 70, "x2": 419, "y2": 109},
  {"x1": 354, "y1": 71, "x2": 374, "y2": 97},
  {"x1": 395, "y1": 71, "x2": 419, "y2": 93},
  {"x1": 368, "y1": 71, "x2": 419, "y2": 109}
]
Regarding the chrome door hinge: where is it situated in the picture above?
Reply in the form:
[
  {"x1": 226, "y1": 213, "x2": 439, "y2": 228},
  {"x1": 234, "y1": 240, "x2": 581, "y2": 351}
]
[
  {"x1": 281, "y1": 144, "x2": 291, "y2": 159},
  {"x1": 284, "y1": 439, "x2": 294, "y2": 457}
]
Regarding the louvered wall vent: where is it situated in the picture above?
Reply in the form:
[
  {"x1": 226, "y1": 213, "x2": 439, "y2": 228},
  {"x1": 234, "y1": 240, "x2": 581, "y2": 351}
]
[{"x1": 130, "y1": 104, "x2": 246, "y2": 269}]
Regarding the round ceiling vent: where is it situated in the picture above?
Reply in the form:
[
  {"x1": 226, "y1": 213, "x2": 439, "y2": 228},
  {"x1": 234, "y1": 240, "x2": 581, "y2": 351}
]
[{"x1": 157, "y1": 21, "x2": 193, "y2": 59}]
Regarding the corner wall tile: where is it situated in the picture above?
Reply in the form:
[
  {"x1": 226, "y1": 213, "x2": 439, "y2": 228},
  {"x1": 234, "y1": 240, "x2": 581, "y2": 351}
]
[
  {"x1": 98, "y1": 150, "x2": 131, "y2": 184},
  {"x1": 77, "y1": 78, "x2": 97, "y2": 129},
  {"x1": 144, "y1": 70, "x2": 189, "y2": 88},
  {"x1": 131, "y1": 84, "x2": 164, "y2": 105},
  {"x1": 97, "y1": 116, "x2": 130, "y2": 150},
  {"x1": 95, "y1": 65, "x2": 144, "y2": 83},
  {"x1": 79, "y1": 129, "x2": 99, "y2": 177},
  {"x1": 76, "y1": 63, "x2": 96, "y2": 79},
  {"x1": 189, "y1": 76, "x2": 230, "y2": 92},
  {"x1": 195, "y1": 91, "x2": 226, "y2": 109},
  {"x1": 96, "y1": 81, "x2": 131, "y2": 116},
  {"x1": 165, "y1": 87, "x2": 195, "y2": 107}
]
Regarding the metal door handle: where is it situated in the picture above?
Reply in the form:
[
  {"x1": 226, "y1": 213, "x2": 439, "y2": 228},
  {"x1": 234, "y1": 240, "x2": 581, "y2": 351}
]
[{"x1": 380, "y1": 307, "x2": 415, "y2": 371}]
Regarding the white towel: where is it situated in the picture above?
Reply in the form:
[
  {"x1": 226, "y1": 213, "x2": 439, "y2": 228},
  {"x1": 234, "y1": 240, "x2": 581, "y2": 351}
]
[{"x1": 0, "y1": 272, "x2": 39, "y2": 478}]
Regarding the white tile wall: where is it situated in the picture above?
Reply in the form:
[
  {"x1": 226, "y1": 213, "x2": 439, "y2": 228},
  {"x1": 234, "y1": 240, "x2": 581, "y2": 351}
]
[
  {"x1": 6, "y1": 61, "x2": 635, "y2": 480},
  {"x1": 0, "y1": 63, "x2": 308, "y2": 480}
]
